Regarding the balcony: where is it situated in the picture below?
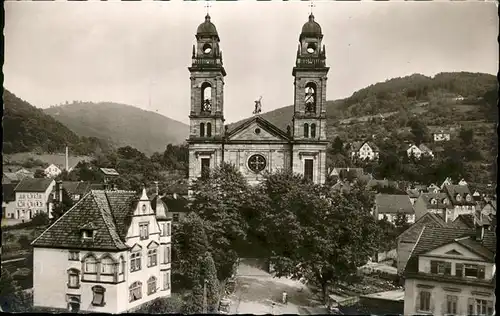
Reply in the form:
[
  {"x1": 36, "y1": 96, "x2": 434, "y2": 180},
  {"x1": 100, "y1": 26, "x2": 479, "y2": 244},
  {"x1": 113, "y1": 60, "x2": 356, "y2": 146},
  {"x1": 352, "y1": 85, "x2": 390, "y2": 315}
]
[
  {"x1": 295, "y1": 57, "x2": 326, "y2": 68},
  {"x1": 191, "y1": 58, "x2": 222, "y2": 66}
]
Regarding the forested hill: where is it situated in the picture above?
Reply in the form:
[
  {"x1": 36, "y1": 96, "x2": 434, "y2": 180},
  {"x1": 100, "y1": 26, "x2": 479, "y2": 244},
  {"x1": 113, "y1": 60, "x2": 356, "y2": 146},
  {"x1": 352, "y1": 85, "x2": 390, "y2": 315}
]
[
  {"x1": 229, "y1": 72, "x2": 497, "y2": 130},
  {"x1": 3, "y1": 89, "x2": 110, "y2": 155},
  {"x1": 44, "y1": 102, "x2": 189, "y2": 155}
]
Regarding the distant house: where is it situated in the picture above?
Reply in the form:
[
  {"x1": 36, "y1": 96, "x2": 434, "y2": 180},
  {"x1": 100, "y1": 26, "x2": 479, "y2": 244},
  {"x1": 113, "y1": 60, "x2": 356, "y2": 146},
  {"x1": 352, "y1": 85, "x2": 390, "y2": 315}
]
[
  {"x1": 440, "y1": 177, "x2": 453, "y2": 190},
  {"x1": 350, "y1": 141, "x2": 380, "y2": 161},
  {"x1": 373, "y1": 194, "x2": 415, "y2": 224},
  {"x1": 413, "y1": 192, "x2": 455, "y2": 223},
  {"x1": 442, "y1": 184, "x2": 476, "y2": 220},
  {"x1": 2, "y1": 183, "x2": 17, "y2": 219},
  {"x1": 452, "y1": 212, "x2": 494, "y2": 231},
  {"x1": 3, "y1": 172, "x2": 20, "y2": 184},
  {"x1": 407, "y1": 144, "x2": 434, "y2": 159},
  {"x1": 430, "y1": 128, "x2": 451, "y2": 142},
  {"x1": 100, "y1": 168, "x2": 120, "y2": 188},
  {"x1": 458, "y1": 178, "x2": 468, "y2": 186},
  {"x1": 44, "y1": 164, "x2": 63, "y2": 178},
  {"x1": 366, "y1": 179, "x2": 399, "y2": 192},
  {"x1": 427, "y1": 183, "x2": 440, "y2": 193},
  {"x1": 396, "y1": 212, "x2": 448, "y2": 274},
  {"x1": 162, "y1": 193, "x2": 190, "y2": 223},
  {"x1": 14, "y1": 178, "x2": 56, "y2": 220},
  {"x1": 403, "y1": 226, "x2": 496, "y2": 316},
  {"x1": 61, "y1": 181, "x2": 105, "y2": 203},
  {"x1": 406, "y1": 189, "x2": 421, "y2": 205},
  {"x1": 16, "y1": 168, "x2": 35, "y2": 179}
]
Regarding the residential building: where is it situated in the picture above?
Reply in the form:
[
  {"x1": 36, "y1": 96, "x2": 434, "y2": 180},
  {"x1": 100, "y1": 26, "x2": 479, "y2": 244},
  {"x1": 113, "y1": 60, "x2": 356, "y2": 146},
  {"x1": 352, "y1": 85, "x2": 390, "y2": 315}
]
[
  {"x1": 62, "y1": 181, "x2": 105, "y2": 203},
  {"x1": 14, "y1": 178, "x2": 56, "y2": 220},
  {"x1": 31, "y1": 188, "x2": 172, "y2": 313},
  {"x1": 407, "y1": 144, "x2": 434, "y2": 159},
  {"x1": 396, "y1": 212, "x2": 447, "y2": 274},
  {"x1": 429, "y1": 126, "x2": 452, "y2": 142},
  {"x1": 2, "y1": 183, "x2": 17, "y2": 219},
  {"x1": 162, "y1": 193, "x2": 190, "y2": 223},
  {"x1": 407, "y1": 189, "x2": 421, "y2": 206},
  {"x1": 458, "y1": 178, "x2": 468, "y2": 186},
  {"x1": 443, "y1": 184, "x2": 476, "y2": 219},
  {"x1": 414, "y1": 192, "x2": 455, "y2": 223},
  {"x1": 427, "y1": 183, "x2": 440, "y2": 193},
  {"x1": 45, "y1": 164, "x2": 63, "y2": 178},
  {"x1": 350, "y1": 141, "x2": 380, "y2": 161},
  {"x1": 373, "y1": 194, "x2": 415, "y2": 224},
  {"x1": 440, "y1": 177, "x2": 453, "y2": 190},
  {"x1": 403, "y1": 226, "x2": 496, "y2": 316}
]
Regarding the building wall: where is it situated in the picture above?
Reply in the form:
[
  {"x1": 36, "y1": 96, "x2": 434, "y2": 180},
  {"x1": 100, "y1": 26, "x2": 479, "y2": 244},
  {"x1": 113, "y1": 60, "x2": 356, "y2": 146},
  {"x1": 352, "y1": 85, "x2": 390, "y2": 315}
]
[
  {"x1": 404, "y1": 278, "x2": 495, "y2": 316},
  {"x1": 291, "y1": 143, "x2": 327, "y2": 184},
  {"x1": 45, "y1": 165, "x2": 62, "y2": 178},
  {"x1": 2, "y1": 201, "x2": 16, "y2": 218},
  {"x1": 14, "y1": 181, "x2": 55, "y2": 220},
  {"x1": 188, "y1": 143, "x2": 223, "y2": 184}
]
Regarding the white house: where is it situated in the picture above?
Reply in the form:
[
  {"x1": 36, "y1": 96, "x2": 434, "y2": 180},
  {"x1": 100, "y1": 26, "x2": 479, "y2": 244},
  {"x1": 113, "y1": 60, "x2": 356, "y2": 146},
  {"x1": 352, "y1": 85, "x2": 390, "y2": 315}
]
[
  {"x1": 407, "y1": 144, "x2": 434, "y2": 159},
  {"x1": 432, "y1": 129, "x2": 451, "y2": 142},
  {"x1": 14, "y1": 178, "x2": 56, "y2": 220},
  {"x1": 2, "y1": 183, "x2": 17, "y2": 219},
  {"x1": 374, "y1": 194, "x2": 416, "y2": 224},
  {"x1": 458, "y1": 178, "x2": 468, "y2": 186},
  {"x1": 31, "y1": 187, "x2": 172, "y2": 313},
  {"x1": 403, "y1": 226, "x2": 496, "y2": 316},
  {"x1": 45, "y1": 164, "x2": 63, "y2": 178},
  {"x1": 350, "y1": 141, "x2": 380, "y2": 161}
]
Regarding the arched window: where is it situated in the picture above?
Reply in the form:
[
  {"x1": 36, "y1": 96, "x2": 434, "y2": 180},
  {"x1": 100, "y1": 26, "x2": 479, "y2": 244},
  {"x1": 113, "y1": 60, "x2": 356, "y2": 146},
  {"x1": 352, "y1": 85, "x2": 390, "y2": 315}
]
[
  {"x1": 91, "y1": 285, "x2": 106, "y2": 307},
  {"x1": 310, "y1": 123, "x2": 317, "y2": 138},
  {"x1": 67, "y1": 268, "x2": 80, "y2": 289},
  {"x1": 147, "y1": 249, "x2": 158, "y2": 267},
  {"x1": 130, "y1": 250, "x2": 142, "y2": 272},
  {"x1": 147, "y1": 276, "x2": 157, "y2": 295},
  {"x1": 201, "y1": 82, "x2": 212, "y2": 112},
  {"x1": 100, "y1": 255, "x2": 115, "y2": 275},
  {"x1": 304, "y1": 82, "x2": 317, "y2": 113},
  {"x1": 303, "y1": 123, "x2": 309, "y2": 138},
  {"x1": 200, "y1": 123, "x2": 205, "y2": 137},
  {"x1": 83, "y1": 254, "x2": 97, "y2": 273},
  {"x1": 206, "y1": 122, "x2": 212, "y2": 137},
  {"x1": 129, "y1": 281, "x2": 142, "y2": 302}
]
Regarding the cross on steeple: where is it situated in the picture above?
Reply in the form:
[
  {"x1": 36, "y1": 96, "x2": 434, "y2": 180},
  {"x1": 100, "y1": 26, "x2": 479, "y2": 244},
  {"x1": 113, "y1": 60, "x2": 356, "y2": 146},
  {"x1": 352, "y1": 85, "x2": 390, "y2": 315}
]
[
  {"x1": 309, "y1": 1, "x2": 315, "y2": 15},
  {"x1": 205, "y1": 1, "x2": 211, "y2": 15}
]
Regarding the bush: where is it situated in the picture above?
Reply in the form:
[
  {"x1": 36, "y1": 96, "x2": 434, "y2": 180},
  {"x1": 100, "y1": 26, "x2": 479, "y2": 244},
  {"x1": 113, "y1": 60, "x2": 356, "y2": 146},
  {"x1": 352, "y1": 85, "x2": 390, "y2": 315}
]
[
  {"x1": 134, "y1": 295, "x2": 183, "y2": 314},
  {"x1": 18, "y1": 235, "x2": 32, "y2": 249},
  {"x1": 31, "y1": 213, "x2": 49, "y2": 226}
]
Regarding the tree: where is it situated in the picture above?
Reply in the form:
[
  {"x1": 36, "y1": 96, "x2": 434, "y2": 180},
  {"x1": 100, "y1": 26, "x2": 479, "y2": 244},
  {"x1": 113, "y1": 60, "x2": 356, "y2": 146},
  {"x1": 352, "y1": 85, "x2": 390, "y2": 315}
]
[
  {"x1": 394, "y1": 213, "x2": 411, "y2": 235},
  {"x1": 189, "y1": 163, "x2": 252, "y2": 281},
  {"x1": 0, "y1": 267, "x2": 23, "y2": 312},
  {"x1": 331, "y1": 137, "x2": 344, "y2": 154},
  {"x1": 254, "y1": 172, "x2": 380, "y2": 304},
  {"x1": 459, "y1": 128, "x2": 474, "y2": 146},
  {"x1": 51, "y1": 189, "x2": 75, "y2": 221}
]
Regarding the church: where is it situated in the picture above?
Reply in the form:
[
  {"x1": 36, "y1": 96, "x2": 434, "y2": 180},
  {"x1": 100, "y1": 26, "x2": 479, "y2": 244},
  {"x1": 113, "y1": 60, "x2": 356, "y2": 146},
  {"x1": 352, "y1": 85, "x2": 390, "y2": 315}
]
[{"x1": 187, "y1": 13, "x2": 330, "y2": 185}]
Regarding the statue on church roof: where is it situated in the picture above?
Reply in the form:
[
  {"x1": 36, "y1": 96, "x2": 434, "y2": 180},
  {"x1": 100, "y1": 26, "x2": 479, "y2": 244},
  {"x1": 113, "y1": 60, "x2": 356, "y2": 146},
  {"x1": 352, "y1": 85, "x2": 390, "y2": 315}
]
[{"x1": 253, "y1": 96, "x2": 262, "y2": 115}]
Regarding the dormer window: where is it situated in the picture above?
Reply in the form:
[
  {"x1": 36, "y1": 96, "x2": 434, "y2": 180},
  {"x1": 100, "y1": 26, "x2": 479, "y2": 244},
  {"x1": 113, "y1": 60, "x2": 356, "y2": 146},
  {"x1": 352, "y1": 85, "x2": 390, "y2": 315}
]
[
  {"x1": 456, "y1": 194, "x2": 462, "y2": 202},
  {"x1": 431, "y1": 199, "x2": 437, "y2": 205},
  {"x1": 466, "y1": 194, "x2": 472, "y2": 202},
  {"x1": 442, "y1": 198, "x2": 449, "y2": 204},
  {"x1": 82, "y1": 229, "x2": 94, "y2": 240}
]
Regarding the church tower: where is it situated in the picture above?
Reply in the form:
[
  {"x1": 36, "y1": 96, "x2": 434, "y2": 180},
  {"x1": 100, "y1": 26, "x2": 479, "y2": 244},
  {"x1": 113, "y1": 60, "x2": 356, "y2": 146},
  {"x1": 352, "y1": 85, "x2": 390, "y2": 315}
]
[
  {"x1": 187, "y1": 14, "x2": 226, "y2": 182},
  {"x1": 291, "y1": 13, "x2": 329, "y2": 184}
]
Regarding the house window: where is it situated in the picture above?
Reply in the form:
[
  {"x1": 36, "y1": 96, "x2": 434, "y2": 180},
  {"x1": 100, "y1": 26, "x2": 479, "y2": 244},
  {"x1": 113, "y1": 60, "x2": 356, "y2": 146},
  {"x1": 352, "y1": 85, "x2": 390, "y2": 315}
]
[
  {"x1": 130, "y1": 251, "x2": 142, "y2": 272},
  {"x1": 163, "y1": 245, "x2": 171, "y2": 264},
  {"x1": 162, "y1": 271, "x2": 171, "y2": 290},
  {"x1": 139, "y1": 223, "x2": 149, "y2": 240},
  {"x1": 459, "y1": 264, "x2": 485, "y2": 279},
  {"x1": 201, "y1": 158, "x2": 210, "y2": 178},
  {"x1": 82, "y1": 229, "x2": 94, "y2": 240},
  {"x1": 147, "y1": 276, "x2": 157, "y2": 295},
  {"x1": 173, "y1": 214, "x2": 179, "y2": 222},
  {"x1": 67, "y1": 269, "x2": 80, "y2": 289},
  {"x1": 84, "y1": 256, "x2": 97, "y2": 273},
  {"x1": 101, "y1": 257, "x2": 115, "y2": 275},
  {"x1": 304, "y1": 159, "x2": 313, "y2": 181},
  {"x1": 166, "y1": 222, "x2": 171, "y2": 236},
  {"x1": 129, "y1": 281, "x2": 142, "y2": 302},
  {"x1": 147, "y1": 249, "x2": 158, "y2": 267},
  {"x1": 68, "y1": 251, "x2": 80, "y2": 261},
  {"x1": 430, "y1": 260, "x2": 451, "y2": 275},
  {"x1": 419, "y1": 291, "x2": 431, "y2": 312},
  {"x1": 469, "y1": 298, "x2": 494, "y2": 316},
  {"x1": 446, "y1": 295, "x2": 457, "y2": 315},
  {"x1": 91, "y1": 286, "x2": 105, "y2": 307}
]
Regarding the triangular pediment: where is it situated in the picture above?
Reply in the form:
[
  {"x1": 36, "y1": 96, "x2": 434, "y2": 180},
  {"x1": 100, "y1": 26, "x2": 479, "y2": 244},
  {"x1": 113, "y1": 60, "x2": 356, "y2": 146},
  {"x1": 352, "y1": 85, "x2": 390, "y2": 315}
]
[
  {"x1": 147, "y1": 240, "x2": 159, "y2": 249},
  {"x1": 425, "y1": 242, "x2": 483, "y2": 260},
  {"x1": 130, "y1": 243, "x2": 143, "y2": 252},
  {"x1": 226, "y1": 116, "x2": 290, "y2": 142},
  {"x1": 445, "y1": 249, "x2": 463, "y2": 256}
]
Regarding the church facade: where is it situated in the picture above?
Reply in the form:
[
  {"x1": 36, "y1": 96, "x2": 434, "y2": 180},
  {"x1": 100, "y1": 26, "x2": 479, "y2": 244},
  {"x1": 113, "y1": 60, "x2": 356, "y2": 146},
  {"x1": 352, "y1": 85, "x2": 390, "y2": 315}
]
[{"x1": 187, "y1": 14, "x2": 330, "y2": 186}]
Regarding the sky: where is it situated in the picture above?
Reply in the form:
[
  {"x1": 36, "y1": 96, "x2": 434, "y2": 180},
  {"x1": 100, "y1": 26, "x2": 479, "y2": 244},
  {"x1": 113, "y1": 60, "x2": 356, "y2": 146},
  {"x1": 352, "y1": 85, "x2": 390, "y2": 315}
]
[{"x1": 4, "y1": 1, "x2": 498, "y2": 125}]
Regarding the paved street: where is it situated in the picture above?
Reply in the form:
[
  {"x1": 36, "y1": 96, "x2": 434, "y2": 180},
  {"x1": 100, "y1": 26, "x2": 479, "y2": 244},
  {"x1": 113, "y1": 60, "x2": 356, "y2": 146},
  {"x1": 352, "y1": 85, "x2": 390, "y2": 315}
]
[{"x1": 228, "y1": 259, "x2": 327, "y2": 315}]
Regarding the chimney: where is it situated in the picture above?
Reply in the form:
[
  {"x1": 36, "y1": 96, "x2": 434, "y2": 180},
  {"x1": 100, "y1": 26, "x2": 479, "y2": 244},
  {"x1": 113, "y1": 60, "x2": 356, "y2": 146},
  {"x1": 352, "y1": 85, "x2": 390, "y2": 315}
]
[
  {"x1": 475, "y1": 225, "x2": 485, "y2": 241},
  {"x1": 57, "y1": 180, "x2": 63, "y2": 203},
  {"x1": 65, "y1": 146, "x2": 69, "y2": 171},
  {"x1": 154, "y1": 181, "x2": 159, "y2": 196}
]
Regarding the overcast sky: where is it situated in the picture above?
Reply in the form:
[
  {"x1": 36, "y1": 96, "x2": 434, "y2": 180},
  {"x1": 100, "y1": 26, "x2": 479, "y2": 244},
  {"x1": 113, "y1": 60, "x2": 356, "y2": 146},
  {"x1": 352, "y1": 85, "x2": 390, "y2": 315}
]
[{"x1": 4, "y1": 1, "x2": 498, "y2": 125}]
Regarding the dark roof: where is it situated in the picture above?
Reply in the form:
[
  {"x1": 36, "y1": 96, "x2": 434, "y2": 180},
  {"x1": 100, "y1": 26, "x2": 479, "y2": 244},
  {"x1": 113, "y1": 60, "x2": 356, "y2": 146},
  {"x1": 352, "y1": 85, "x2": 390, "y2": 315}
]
[
  {"x1": 225, "y1": 116, "x2": 291, "y2": 141},
  {"x1": 366, "y1": 179, "x2": 397, "y2": 190},
  {"x1": 406, "y1": 189, "x2": 421, "y2": 198},
  {"x1": 32, "y1": 190, "x2": 140, "y2": 250},
  {"x1": 150, "y1": 194, "x2": 170, "y2": 220},
  {"x1": 3, "y1": 172, "x2": 20, "y2": 182},
  {"x1": 405, "y1": 227, "x2": 496, "y2": 275},
  {"x1": 15, "y1": 178, "x2": 54, "y2": 193},
  {"x1": 2, "y1": 183, "x2": 17, "y2": 202},
  {"x1": 162, "y1": 194, "x2": 189, "y2": 213},
  {"x1": 444, "y1": 184, "x2": 474, "y2": 205},
  {"x1": 419, "y1": 192, "x2": 454, "y2": 209},
  {"x1": 62, "y1": 181, "x2": 101, "y2": 196},
  {"x1": 196, "y1": 14, "x2": 219, "y2": 38},
  {"x1": 397, "y1": 212, "x2": 447, "y2": 243},
  {"x1": 375, "y1": 194, "x2": 414, "y2": 214},
  {"x1": 301, "y1": 14, "x2": 322, "y2": 38},
  {"x1": 452, "y1": 214, "x2": 476, "y2": 229}
]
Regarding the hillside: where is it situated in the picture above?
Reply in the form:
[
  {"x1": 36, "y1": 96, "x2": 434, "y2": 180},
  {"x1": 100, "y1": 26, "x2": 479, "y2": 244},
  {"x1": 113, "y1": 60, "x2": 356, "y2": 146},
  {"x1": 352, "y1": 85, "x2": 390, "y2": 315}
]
[
  {"x1": 44, "y1": 102, "x2": 189, "y2": 155},
  {"x1": 3, "y1": 89, "x2": 110, "y2": 155}
]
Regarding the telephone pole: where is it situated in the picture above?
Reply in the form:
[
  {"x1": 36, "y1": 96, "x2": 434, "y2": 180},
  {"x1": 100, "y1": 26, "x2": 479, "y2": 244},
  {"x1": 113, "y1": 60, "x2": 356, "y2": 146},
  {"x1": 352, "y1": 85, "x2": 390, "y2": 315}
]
[{"x1": 203, "y1": 279, "x2": 208, "y2": 314}]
